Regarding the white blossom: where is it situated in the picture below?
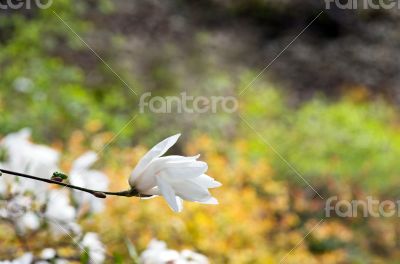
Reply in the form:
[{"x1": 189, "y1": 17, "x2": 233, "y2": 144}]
[
  {"x1": 0, "y1": 253, "x2": 33, "y2": 264},
  {"x1": 140, "y1": 239, "x2": 181, "y2": 264},
  {"x1": 0, "y1": 130, "x2": 108, "y2": 262},
  {"x1": 18, "y1": 211, "x2": 40, "y2": 231},
  {"x1": 0, "y1": 129, "x2": 59, "y2": 200},
  {"x1": 40, "y1": 248, "x2": 56, "y2": 259},
  {"x1": 129, "y1": 134, "x2": 221, "y2": 212},
  {"x1": 81, "y1": 232, "x2": 106, "y2": 264},
  {"x1": 0, "y1": 195, "x2": 40, "y2": 233},
  {"x1": 140, "y1": 239, "x2": 209, "y2": 264},
  {"x1": 69, "y1": 151, "x2": 109, "y2": 213},
  {"x1": 44, "y1": 190, "x2": 77, "y2": 235},
  {"x1": 36, "y1": 248, "x2": 69, "y2": 264}
]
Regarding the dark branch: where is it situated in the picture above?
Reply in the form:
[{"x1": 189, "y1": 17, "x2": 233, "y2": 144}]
[{"x1": 0, "y1": 169, "x2": 146, "y2": 198}]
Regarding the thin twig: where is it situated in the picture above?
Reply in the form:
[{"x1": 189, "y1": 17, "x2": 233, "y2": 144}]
[{"x1": 0, "y1": 169, "x2": 147, "y2": 198}]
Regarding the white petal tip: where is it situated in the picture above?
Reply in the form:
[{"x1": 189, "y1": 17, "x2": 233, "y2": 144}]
[
  {"x1": 172, "y1": 133, "x2": 181, "y2": 139},
  {"x1": 212, "y1": 181, "x2": 222, "y2": 188},
  {"x1": 169, "y1": 203, "x2": 183, "y2": 212},
  {"x1": 202, "y1": 197, "x2": 219, "y2": 205}
]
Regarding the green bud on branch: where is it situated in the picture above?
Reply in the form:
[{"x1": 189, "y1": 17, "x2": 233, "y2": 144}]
[{"x1": 52, "y1": 172, "x2": 68, "y2": 180}]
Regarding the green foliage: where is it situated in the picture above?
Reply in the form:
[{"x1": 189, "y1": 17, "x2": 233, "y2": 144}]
[
  {"x1": 80, "y1": 250, "x2": 89, "y2": 264},
  {"x1": 242, "y1": 88, "x2": 400, "y2": 192},
  {"x1": 0, "y1": 2, "x2": 140, "y2": 144}
]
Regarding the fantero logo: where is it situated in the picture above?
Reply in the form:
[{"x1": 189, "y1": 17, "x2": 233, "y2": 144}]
[
  {"x1": 0, "y1": 0, "x2": 53, "y2": 10},
  {"x1": 324, "y1": 0, "x2": 400, "y2": 10},
  {"x1": 139, "y1": 92, "x2": 239, "y2": 114}
]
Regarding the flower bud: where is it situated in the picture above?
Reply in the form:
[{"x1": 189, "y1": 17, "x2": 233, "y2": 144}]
[
  {"x1": 92, "y1": 192, "x2": 107, "y2": 199},
  {"x1": 51, "y1": 177, "x2": 63, "y2": 182},
  {"x1": 52, "y1": 172, "x2": 68, "y2": 180}
]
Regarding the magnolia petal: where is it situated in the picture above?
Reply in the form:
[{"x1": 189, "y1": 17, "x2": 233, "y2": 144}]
[
  {"x1": 163, "y1": 161, "x2": 208, "y2": 181},
  {"x1": 132, "y1": 158, "x2": 206, "y2": 191},
  {"x1": 176, "y1": 196, "x2": 183, "y2": 212},
  {"x1": 173, "y1": 181, "x2": 212, "y2": 202},
  {"x1": 142, "y1": 186, "x2": 161, "y2": 197},
  {"x1": 158, "y1": 155, "x2": 200, "y2": 162},
  {"x1": 156, "y1": 175, "x2": 180, "y2": 212},
  {"x1": 191, "y1": 174, "x2": 222, "y2": 188},
  {"x1": 129, "y1": 134, "x2": 181, "y2": 184}
]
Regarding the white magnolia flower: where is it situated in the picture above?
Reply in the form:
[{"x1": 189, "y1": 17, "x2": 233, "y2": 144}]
[
  {"x1": 129, "y1": 134, "x2": 221, "y2": 212},
  {"x1": 140, "y1": 239, "x2": 181, "y2": 264},
  {"x1": 44, "y1": 190, "x2": 77, "y2": 235},
  {"x1": 69, "y1": 152, "x2": 109, "y2": 213},
  {"x1": 40, "y1": 248, "x2": 57, "y2": 259},
  {"x1": 1, "y1": 129, "x2": 59, "y2": 176},
  {"x1": 0, "y1": 129, "x2": 59, "y2": 199},
  {"x1": 0, "y1": 253, "x2": 33, "y2": 264},
  {"x1": 0, "y1": 195, "x2": 40, "y2": 233},
  {"x1": 37, "y1": 248, "x2": 69, "y2": 264},
  {"x1": 81, "y1": 232, "x2": 106, "y2": 264},
  {"x1": 140, "y1": 239, "x2": 209, "y2": 264},
  {"x1": 18, "y1": 211, "x2": 40, "y2": 232}
]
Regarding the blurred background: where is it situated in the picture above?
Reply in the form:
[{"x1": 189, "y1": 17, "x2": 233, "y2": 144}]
[{"x1": 2, "y1": 0, "x2": 400, "y2": 263}]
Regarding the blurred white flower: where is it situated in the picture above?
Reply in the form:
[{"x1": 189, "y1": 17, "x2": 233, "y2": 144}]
[
  {"x1": 69, "y1": 152, "x2": 109, "y2": 213},
  {"x1": 0, "y1": 129, "x2": 59, "y2": 176},
  {"x1": 140, "y1": 239, "x2": 181, "y2": 264},
  {"x1": 140, "y1": 239, "x2": 209, "y2": 264},
  {"x1": 45, "y1": 190, "x2": 76, "y2": 221},
  {"x1": 37, "y1": 248, "x2": 69, "y2": 264},
  {"x1": 18, "y1": 211, "x2": 40, "y2": 231},
  {"x1": 44, "y1": 190, "x2": 77, "y2": 235},
  {"x1": 13, "y1": 77, "x2": 33, "y2": 93},
  {"x1": 0, "y1": 253, "x2": 33, "y2": 264},
  {"x1": 0, "y1": 129, "x2": 60, "y2": 199},
  {"x1": 129, "y1": 134, "x2": 221, "y2": 212},
  {"x1": 0, "y1": 195, "x2": 40, "y2": 233},
  {"x1": 40, "y1": 248, "x2": 56, "y2": 259},
  {"x1": 0, "y1": 130, "x2": 108, "y2": 262},
  {"x1": 81, "y1": 232, "x2": 106, "y2": 264},
  {"x1": 180, "y1": 250, "x2": 209, "y2": 264},
  {"x1": 1, "y1": 195, "x2": 30, "y2": 218}
]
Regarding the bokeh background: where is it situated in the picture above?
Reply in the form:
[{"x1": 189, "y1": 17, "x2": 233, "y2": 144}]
[{"x1": 2, "y1": 0, "x2": 400, "y2": 263}]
